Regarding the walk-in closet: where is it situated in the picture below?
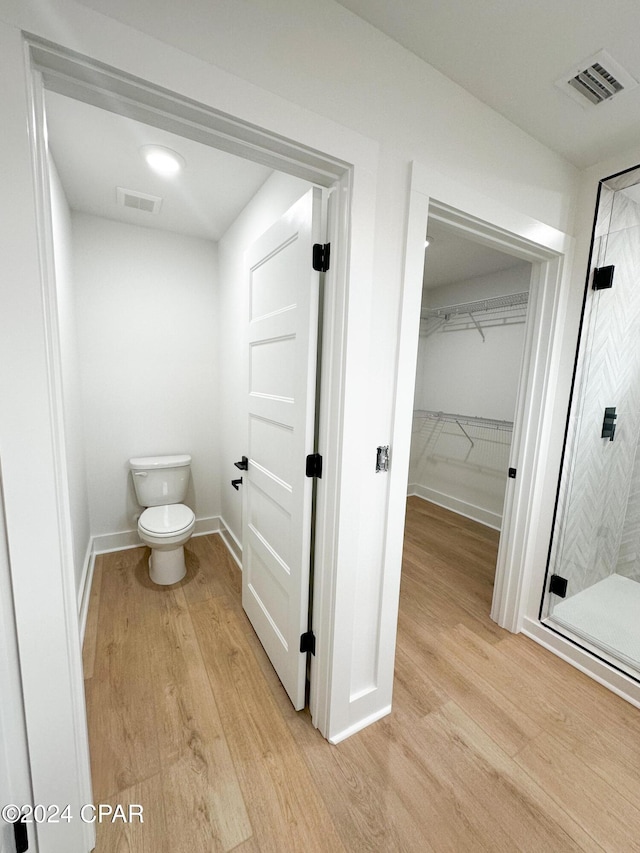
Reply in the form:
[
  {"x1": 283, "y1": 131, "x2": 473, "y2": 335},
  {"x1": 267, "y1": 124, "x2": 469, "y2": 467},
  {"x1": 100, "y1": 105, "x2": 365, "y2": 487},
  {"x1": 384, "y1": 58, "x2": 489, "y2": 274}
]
[{"x1": 408, "y1": 218, "x2": 531, "y2": 590}]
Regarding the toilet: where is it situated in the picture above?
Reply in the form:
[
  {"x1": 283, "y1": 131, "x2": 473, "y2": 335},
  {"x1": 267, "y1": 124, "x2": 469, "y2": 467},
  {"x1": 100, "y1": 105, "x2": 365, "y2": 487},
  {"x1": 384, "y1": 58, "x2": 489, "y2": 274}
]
[{"x1": 129, "y1": 454, "x2": 196, "y2": 585}]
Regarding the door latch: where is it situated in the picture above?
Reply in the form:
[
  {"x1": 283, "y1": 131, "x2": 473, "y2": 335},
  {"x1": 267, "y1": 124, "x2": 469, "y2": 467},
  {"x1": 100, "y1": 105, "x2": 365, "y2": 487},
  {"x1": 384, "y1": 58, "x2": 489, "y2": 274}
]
[
  {"x1": 231, "y1": 478, "x2": 243, "y2": 490},
  {"x1": 376, "y1": 445, "x2": 390, "y2": 472},
  {"x1": 234, "y1": 456, "x2": 248, "y2": 470}
]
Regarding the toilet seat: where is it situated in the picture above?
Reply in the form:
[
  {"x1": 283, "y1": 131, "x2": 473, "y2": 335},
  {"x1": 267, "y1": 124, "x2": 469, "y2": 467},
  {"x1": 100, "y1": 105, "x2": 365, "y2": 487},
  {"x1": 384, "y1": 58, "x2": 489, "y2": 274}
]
[{"x1": 139, "y1": 504, "x2": 195, "y2": 536}]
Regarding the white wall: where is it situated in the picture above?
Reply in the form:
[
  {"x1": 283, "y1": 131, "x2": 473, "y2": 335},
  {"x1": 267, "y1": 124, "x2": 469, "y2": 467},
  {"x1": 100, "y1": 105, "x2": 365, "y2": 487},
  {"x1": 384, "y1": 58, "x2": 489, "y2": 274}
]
[
  {"x1": 217, "y1": 172, "x2": 312, "y2": 550},
  {"x1": 411, "y1": 264, "x2": 530, "y2": 527},
  {"x1": 49, "y1": 156, "x2": 91, "y2": 595},
  {"x1": 72, "y1": 213, "x2": 220, "y2": 540},
  {"x1": 415, "y1": 265, "x2": 531, "y2": 419}
]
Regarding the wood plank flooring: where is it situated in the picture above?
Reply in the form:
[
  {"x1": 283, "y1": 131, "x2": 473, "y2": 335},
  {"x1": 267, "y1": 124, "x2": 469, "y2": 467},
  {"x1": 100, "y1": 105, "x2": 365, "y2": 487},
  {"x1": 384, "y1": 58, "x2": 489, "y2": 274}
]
[{"x1": 83, "y1": 497, "x2": 640, "y2": 852}]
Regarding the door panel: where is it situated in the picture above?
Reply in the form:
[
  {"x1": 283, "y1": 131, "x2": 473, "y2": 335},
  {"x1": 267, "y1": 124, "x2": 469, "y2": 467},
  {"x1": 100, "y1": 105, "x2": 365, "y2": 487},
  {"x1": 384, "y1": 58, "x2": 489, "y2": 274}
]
[{"x1": 242, "y1": 188, "x2": 323, "y2": 710}]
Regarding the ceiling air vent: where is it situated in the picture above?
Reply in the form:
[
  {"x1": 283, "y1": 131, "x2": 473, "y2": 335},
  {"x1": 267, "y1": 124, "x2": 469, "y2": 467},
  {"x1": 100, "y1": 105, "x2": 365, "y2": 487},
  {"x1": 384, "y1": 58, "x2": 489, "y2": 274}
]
[
  {"x1": 557, "y1": 50, "x2": 638, "y2": 108},
  {"x1": 569, "y1": 62, "x2": 623, "y2": 105},
  {"x1": 116, "y1": 187, "x2": 163, "y2": 214}
]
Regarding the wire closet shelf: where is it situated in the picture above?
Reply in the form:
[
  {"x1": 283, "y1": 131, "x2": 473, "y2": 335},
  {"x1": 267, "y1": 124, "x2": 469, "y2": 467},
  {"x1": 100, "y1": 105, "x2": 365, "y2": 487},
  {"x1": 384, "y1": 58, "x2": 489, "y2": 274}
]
[
  {"x1": 412, "y1": 409, "x2": 513, "y2": 450},
  {"x1": 420, "y1": 290, "x2": 529, "y2": 341}
]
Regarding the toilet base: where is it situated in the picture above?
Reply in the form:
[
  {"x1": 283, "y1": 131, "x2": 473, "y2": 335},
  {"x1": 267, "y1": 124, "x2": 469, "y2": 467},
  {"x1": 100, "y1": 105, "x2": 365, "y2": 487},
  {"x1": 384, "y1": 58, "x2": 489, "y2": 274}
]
[{"x1": 148, "y1": 545, "x2": 187, "y2": 585}]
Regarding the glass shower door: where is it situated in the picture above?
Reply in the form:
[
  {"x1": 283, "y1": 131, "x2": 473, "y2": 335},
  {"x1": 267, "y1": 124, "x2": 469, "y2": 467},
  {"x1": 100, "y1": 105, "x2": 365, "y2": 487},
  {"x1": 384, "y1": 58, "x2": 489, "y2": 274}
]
[{"x1": 542, "y1": 164, "x2": 640, "y2": 677}]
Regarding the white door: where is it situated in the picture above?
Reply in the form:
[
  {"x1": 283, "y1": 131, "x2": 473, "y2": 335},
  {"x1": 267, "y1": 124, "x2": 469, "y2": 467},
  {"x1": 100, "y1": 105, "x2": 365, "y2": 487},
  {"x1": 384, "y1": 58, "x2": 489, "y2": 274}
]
[
  {"x1": 242, "y1": 187, "x2": 323, "y2": 710},
  {"x1": 0, "y1": 468, "x2": 32, "y2": 853}
]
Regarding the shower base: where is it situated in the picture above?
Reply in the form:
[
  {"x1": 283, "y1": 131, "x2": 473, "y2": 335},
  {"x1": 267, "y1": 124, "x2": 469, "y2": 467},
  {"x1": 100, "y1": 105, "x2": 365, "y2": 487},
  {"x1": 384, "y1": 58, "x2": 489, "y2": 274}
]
[{"x1": 550, "y1": 573, "x2": 640, "y2": 673}]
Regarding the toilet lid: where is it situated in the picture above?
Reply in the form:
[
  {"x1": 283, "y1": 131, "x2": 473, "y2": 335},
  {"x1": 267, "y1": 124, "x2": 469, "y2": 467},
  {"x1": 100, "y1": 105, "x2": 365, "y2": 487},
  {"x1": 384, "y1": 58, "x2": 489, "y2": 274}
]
[{"x1": 139, "y1": 504, "x2": 195, "y2": 536}]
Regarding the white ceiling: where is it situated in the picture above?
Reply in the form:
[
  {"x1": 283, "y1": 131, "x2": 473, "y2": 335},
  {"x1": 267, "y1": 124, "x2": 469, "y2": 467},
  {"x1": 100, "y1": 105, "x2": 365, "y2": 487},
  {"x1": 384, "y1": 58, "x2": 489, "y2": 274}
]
[
  {"x1": 422, "y1": 220, "x2": 527, "y2": 291},
  {"x1": 44, "y1": 90, "x2": 522, "y2": 290},
  {"x1": 335, "y1": 0, "x2": 640, "y2": 168},
  {"x1": 45, "y1": 91, "x2": 273, "y2": 241}
]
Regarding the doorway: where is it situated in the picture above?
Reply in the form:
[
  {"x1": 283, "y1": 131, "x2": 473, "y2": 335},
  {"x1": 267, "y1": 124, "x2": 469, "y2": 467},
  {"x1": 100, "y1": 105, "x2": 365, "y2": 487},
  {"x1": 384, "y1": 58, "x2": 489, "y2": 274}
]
[
  {"x1": 390, "y1": 167, "x2": 572, "y2": 649},
  {"x1": 26, "y1": 36, "x2": 356, "y2": 783},
  {"x1": 40, "y1": 84, "x2": 332, "y2": 846},
  {"x1": 43, "y1": 74, "x2": 326, "y2": 709},
  {"x1": 403, "y1": 214, "x2": 532, "y2": 623},
  {"x1": 410, "y1": 217, "x2": 532, "y2": 538},
  {"x1": 405, "y1": 214, "x2": 532, "y2": 615}
]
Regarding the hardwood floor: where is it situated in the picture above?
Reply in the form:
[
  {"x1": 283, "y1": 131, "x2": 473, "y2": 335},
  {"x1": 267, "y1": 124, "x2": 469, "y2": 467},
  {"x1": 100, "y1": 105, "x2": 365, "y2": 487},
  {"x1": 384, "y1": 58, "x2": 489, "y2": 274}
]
[{"x1": 83, "y1": 497, "x2": 640, "y2": 852}]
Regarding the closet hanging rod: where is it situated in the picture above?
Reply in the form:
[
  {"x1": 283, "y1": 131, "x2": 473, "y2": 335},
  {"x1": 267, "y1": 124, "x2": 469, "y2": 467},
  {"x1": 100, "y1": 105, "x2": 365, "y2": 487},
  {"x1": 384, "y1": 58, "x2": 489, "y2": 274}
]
[
  {"x1": 421, "y1": 290, "x2": 529, "y2": 320},
  {"x1": 413, "y1": 409, "x2": 514, "y2": 431}
]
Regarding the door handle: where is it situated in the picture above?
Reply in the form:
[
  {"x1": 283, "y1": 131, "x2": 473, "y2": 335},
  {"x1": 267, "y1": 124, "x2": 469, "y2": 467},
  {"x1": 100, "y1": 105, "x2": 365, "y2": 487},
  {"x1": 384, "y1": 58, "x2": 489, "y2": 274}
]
[
  {"x1": 231, "y1": 478, "x2": 243, "y2": 490},
  {"x1": 234, "y1": 456, "x2": 248, "y2": 470}
]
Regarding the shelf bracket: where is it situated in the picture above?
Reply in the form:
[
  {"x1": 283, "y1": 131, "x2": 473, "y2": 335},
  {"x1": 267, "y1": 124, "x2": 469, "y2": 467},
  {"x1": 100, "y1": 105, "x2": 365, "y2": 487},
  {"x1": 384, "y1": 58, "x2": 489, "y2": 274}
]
[
  {"x1": 424, "y1": 317, "x2": 446, "y2": 338},
  {"x1": 454, "y1": 420, "x2": 475, "y2": 462},
  {"x1": 467, "y1": 311, "x2": 485, "y2": 342}
]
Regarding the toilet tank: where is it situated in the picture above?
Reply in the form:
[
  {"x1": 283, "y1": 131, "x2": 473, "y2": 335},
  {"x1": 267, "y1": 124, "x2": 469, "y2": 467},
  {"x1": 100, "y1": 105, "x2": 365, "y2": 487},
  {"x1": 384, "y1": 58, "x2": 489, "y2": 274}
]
[{"x1": 129, "y1": 454, "x2": 191, "y2": 507}]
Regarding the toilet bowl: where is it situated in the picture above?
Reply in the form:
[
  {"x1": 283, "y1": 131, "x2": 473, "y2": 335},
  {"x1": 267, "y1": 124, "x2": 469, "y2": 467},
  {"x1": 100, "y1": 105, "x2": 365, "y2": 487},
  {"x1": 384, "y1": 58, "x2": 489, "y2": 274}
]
[
  {"x1": 129, "y1": 453, "x2": 195, "y2": 585},
  {"x1": 138, "y1": 503, "x2": 195, "y2": 585}
]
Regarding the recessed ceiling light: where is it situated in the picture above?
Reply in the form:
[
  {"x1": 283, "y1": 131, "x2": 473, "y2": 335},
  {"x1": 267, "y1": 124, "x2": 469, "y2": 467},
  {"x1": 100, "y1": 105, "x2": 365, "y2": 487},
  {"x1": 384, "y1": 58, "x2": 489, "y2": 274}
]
[{"x1": 140, "y1": 145, "x2": 186, "y2": 177}]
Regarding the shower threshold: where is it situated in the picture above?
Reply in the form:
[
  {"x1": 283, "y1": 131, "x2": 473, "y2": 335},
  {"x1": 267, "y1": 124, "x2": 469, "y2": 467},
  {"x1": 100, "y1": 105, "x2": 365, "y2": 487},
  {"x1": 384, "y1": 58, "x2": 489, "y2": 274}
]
[{"x1": 548, "y1": 574, "x2": 640, "y2": 676}]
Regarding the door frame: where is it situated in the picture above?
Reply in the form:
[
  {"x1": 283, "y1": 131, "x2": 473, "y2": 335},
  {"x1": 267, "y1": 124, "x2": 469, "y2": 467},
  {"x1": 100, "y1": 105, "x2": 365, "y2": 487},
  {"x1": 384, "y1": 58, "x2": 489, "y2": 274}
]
[
  {"x1": 389, "y1": 161, "x2": 574, "y2": 638},
  {"x1": 24, "y1": 34, "x2": 357, "y2": 774}
]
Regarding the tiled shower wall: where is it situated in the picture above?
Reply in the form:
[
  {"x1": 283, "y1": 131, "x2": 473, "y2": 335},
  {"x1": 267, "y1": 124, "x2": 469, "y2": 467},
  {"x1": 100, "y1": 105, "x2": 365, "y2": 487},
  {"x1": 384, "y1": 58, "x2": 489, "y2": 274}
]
[{"x1": 549, "y1": 183, "x2": 640, "y2": 600}]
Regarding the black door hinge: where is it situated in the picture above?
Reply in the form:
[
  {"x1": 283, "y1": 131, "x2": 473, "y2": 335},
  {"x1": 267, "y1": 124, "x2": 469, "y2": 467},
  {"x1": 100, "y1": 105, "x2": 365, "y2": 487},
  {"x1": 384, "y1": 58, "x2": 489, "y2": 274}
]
[
  {"x1": 508, "y1": 467, "x2": 517, "y2": 479},
  {"x1": 306, "y1": 453, "x2": 323, "y2": 478},
  {"x1": 549, "y1": 574, "x2": 568, "y2": 598},
  {"x1": 312, "y1": 243, "x2": 330, "y2": 272},
  {"x1": 13, "y1": 814, "x2": 28, "y2": 853},
  {"x1": 593, "y1": 265, "x2": 615, "y2": 290},
  {"x1": 300, "y1": 630, "x2": 316, "y2": 655}
]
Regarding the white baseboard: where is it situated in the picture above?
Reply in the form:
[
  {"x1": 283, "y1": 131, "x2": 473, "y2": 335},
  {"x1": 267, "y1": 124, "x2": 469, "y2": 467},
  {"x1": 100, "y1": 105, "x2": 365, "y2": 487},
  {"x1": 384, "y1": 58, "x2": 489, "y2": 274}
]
[
  {"x1": 92, "y1": 515, "x2": 222, "y2": 555},
  {"x1": 407, "y1": 484, "x2": 501, "y2": 530},
  {"x1": 79, "y1": 515, "x2": 224, "y2": 642},
  {"x1": 522, "y1": 616, "x2": 640, "y2": 710},
  {"x1": 78, "y1": 539, "x2": 95, "y2": 643},
  {"x1": 328, "y1": 704, "x2": 392, "y2": 744},
  {"x1": 219, "y1": 517, "x2": 242, "y2": 569},
  {"x1": 193, "y1": 516, "x2": 221, "y2": 537},
  {"x1": 92, "y1": 529, "x2": 140, "y2": 554}
]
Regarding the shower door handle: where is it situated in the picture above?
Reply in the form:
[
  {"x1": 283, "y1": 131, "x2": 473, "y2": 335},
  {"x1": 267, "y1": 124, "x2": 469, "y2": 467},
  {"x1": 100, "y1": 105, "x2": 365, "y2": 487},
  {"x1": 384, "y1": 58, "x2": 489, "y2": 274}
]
[{"x1": 601, "y1": 407, "x2": 617, "y2": 441}]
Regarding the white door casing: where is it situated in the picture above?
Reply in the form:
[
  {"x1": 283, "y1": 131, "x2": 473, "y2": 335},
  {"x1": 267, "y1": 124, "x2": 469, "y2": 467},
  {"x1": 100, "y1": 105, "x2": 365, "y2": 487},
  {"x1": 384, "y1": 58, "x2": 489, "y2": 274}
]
[
  {"x1": 242, "y1": 188, "x2": 323, "y2": 711},
  {"x1": 394, "y1": 163, "x2": 573, "y2": 636},
  {"x1": 23, "y1": 34, "x2": 380, "y2": 758}
]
